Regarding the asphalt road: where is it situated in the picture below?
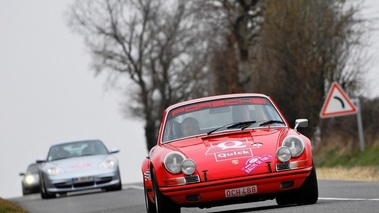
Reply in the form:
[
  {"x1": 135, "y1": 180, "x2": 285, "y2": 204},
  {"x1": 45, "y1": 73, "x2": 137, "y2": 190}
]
[{"x1": 10, "y1": 180, "x2": 379, "y2": 213}]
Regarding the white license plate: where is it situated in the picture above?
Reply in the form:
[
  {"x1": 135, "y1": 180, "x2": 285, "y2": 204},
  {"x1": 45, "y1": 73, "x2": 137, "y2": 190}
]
[
  {"x1": 73, "y1": 176, "x2": 93, "y2": 183},
  {"x1": 225, "y1": 185, "x2": 257, "y2": 198}
]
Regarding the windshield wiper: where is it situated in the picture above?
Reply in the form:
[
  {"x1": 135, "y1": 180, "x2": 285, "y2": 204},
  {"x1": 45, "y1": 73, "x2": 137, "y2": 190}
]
[
  {"x1": 227, "y1": 121, "x2": 257, "y2": 130},
  {"x1": 259, "y1": 120, "x2": 285, "y2": 127},
  {"x1": 207, "y1": 121, "x2": 256, "y2": 135},
  {"x1": 207, "y1": 123, "x2": 231, "y2": 135}
]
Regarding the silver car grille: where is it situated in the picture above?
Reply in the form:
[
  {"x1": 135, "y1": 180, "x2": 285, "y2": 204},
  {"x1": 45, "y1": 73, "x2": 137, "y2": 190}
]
[{"x1": 54, "y1": 177, "x2": 113, "y2": 189}]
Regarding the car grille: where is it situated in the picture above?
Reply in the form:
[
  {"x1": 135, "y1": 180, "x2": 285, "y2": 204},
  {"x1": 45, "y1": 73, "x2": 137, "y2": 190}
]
[{"x1": 54, "y1": 177, "x2": 113, "y2": 189}]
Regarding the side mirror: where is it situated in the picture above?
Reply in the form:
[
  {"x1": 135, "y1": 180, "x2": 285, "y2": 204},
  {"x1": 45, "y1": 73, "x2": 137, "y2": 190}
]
[
  {"x1": 109, "y1": 148, "x2": 120, "y2": 154},
  {"x1": 294, "y1": 119, "x2": 308, "y2": 131},
  {"x1": 36, "y1": 157, "x2": 46, "y2": 164}
]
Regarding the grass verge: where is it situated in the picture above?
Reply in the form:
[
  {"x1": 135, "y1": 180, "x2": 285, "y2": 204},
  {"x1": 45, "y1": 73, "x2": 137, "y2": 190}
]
[
  {"x1": 317, "y1": 166, "x2": 379, "y2": 181},
  {"x1": 0, "y1": 198, "x2": 28, "y2": 213},
  {"x1": 314, "y1": 137, "x2": 379, "y2": 181},
  {"x1": 314, "y1": 140, "x2": 379, "y2": 167}
]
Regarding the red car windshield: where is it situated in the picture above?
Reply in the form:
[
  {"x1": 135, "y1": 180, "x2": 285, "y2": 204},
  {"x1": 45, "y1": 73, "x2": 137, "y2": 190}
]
[{"x1": 162, "y1": 97, "x2": 285, "y2": 142}]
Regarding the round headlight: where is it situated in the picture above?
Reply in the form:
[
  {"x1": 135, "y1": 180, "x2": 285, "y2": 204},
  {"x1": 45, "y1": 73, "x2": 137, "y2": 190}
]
[
  {"x1": 164, "y1": 152, "x2": 185, "y2": 174},
  {"x1": 276, "y1": 146, "x2": 291, "y2": 162},
  {"x1": 25, "y1": 175, "x2": 35, "y2": 185},
  {"x1": 100, "y1": 160, "x2": 116, "y2": 169},
  {"x1": 47, "y1": 167, "x2": 64, "y2": 176},
  {"x1": 282, "y1": 136, "x2": 305, "y2": 157},
  {"x1": 181, "y1": 159, "x2": 196, "y2": 175}
]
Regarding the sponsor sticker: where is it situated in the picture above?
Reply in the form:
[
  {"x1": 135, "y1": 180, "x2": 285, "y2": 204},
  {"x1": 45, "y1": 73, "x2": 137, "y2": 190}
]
[
  {"x1": 241, "y1": 154, "x2": 273, "y2": 174},
  {"x1": 71, "y1": 163, "x2": 91, "y2": 168},
  {"x1": 215, "y1": 149, "x2": 253, "y2": 161},
  {"x1": 205, "y1": 139, "x2": 254, "y2": 162}
]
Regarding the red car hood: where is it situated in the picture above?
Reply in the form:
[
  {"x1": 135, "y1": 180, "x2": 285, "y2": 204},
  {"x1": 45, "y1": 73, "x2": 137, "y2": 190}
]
[{"x1": 164, "y1": 128, "x2": 288, "y2": 180}]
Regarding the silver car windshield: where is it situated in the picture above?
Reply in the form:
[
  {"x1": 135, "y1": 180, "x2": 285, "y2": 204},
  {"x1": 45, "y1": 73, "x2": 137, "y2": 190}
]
[
  {"x1": 47, "y1": 140, "x2": 108, "y2": 161},
  {"x1": 162, "y1": 96, "x2": 285, "y2": 143}
]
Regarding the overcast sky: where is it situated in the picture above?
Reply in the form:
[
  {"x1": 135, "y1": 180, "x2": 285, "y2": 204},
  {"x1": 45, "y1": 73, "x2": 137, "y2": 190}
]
[
  {"x1": 0, "y1": 0, "x2": 147, "y2": 199},
  {"x1": 0, "y1": 0, "x2": 378, "y2": 199}
]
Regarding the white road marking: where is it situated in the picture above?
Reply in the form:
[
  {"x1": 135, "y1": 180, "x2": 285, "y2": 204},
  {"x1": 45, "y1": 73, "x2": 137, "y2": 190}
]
[
  {"x1": 122, "y1": 186, "x2": 379, "y2": 202},
  {"x1": 319, "y1": 197, "x2": 379, "y2": 201},
  {"x1": 123, "y1": 186, "x2": 379, "y2": 202},
  {"x1": 123, "y1": 185, "x2": 144, "y2": 190}
]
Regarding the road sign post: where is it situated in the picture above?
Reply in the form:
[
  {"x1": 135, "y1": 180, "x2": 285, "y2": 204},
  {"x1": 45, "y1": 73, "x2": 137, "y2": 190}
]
[
  {"x1": 320, "y1": 82, "x2": 365, "y2": 151},
  {"x1": 351, "y1": 98, "x2": 365, "y2": 152}
]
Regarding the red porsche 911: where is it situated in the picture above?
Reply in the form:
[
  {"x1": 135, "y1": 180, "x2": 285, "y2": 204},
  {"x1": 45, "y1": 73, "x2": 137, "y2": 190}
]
[{"x1": 141, "y1": 93, "x2": 318, "y2": 213}]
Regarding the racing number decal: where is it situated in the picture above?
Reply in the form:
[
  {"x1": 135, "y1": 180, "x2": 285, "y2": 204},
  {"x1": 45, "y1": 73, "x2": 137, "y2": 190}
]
[{"x1": 205, "y1": 139, "x2": 253, "y2": 162}]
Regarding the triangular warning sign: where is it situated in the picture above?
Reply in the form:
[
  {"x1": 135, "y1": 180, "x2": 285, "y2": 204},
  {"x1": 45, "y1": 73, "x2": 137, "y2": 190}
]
[{"x1": 320, "y1": 82, "x2": 357, "y2": 118}]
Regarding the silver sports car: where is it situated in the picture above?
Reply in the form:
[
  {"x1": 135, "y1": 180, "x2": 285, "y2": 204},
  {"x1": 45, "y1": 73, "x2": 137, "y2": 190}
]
[{"x1": 37, "y1": 139, "x2": 122, "y2": 199}]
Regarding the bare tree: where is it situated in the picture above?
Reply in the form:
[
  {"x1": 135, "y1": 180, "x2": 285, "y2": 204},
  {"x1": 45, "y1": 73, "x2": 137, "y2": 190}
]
[
  {"x1": 67, "y1": 0, "x2": 209, "y2": 151},
  {"x1": 194, "y1": 0, "x2": 264, "y2": 93},
  {"x1": 251, "y1": 0, "x2": 366, "y2": 140}
]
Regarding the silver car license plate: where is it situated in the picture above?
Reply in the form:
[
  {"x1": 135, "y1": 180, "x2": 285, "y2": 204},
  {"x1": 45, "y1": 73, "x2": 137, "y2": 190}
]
[{"x1": 73, "y1": 176, "x2": 93, "y2": 183}]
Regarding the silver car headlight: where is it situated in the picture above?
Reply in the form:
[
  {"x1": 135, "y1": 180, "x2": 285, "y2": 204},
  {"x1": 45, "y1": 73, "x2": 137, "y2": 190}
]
[
  {"x1": 47, "y1": 167, "x2": 64, "y2": 176},
  {"x1": 181, "y1": 159, "x2": 196, "y2": 175},
  {"x1": 164, "y1": 152, "x2": 185, "y2": 174},
  {"x1": 276, "y1": 146, "x2": 291, "y2": 162},
  {"x1": 282, "y1": 136, "x2": 305, "y2": 157},
  {"x1": 99, "y1": 160, "x2": 116, "y2": 169}
]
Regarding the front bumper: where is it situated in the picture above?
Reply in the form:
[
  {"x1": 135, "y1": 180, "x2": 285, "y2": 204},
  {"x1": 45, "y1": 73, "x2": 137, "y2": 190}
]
[
  {"x1": 23, "y1": 184, "x2": 40, "y2": 194},
  {"x1": 159, "y1": 167, "x2": 312, "y2": 206},
  {"x1": 43, "y1": 170, "x2": 121, "y2": 193}
]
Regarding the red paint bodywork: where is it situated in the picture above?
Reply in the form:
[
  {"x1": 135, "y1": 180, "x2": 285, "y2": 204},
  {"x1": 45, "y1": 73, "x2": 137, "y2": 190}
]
[{"x1": 141, "y1": 93, "x2": 315, "y2": 208}]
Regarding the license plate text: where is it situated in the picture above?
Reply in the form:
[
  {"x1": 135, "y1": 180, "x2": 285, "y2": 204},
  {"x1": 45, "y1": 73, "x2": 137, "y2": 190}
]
[{"x1": 225, "y1": 185, "x2": 257, "y2": 198}]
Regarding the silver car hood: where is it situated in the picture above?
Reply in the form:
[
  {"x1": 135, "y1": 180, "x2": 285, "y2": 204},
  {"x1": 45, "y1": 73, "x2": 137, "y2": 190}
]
[{"x1": 42, "y1": 155, "x2": 117, "y2": 173}]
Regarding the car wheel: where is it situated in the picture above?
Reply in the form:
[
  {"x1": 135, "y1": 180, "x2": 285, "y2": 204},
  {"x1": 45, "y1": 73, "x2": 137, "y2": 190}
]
[
  {"x1": 295, "y1": 164, "x2": 319, "y2": 205},
  {"x1": 58, "y1": 192, "x2": 67, "y2": 197},
  {"x1": 105, "y1": 181, "x2": 122, "y2": 191},
  {"x1": 151, "y1": 169, "x2": 180, "y2": 213},
  {"x1": 144, "y1": 181, "x2": 156, "y2": 213},
  {"x1": 105, "y1": 170, "x2": 122, "y2": 191},
  {"x1": 39, "y1": 176, "x2": 47, "y2": 199},
  {"x1": 112, "y1": 180, "x2": 123, "y2": 191},
  {"x1": 21, "y1": 184, "x2": 28, "y2": 196},
  {"x1": 276, "y1": 191, "x2": 296, "y2": 206},
  {"x1": 40, "y1": 174, "x2": 56, "y2": 199}
]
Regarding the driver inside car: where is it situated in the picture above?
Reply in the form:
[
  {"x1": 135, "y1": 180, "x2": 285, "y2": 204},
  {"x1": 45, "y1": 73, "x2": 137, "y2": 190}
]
[
  {"x1": 232, "y1": 105, "x2": 251, "y2": 122},
  {"x1": 181, "y1": 117, "x2": 200, "y2": 137}
]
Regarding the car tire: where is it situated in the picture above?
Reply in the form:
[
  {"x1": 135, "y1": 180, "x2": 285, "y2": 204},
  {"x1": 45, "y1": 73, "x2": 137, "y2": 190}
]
[
  {"x1": 40, "y1": 174, "x2": 56, "y2": 199},
  {"x1": 110, "y1": 180, "x2": 123, "y2": 191},
  {"x1": 39, "y1": 176, "x2": 47, "y2": 199},
  {"x1": 105, "y1": 170, "x2": 122, "y2": 191},
  {"x1": 276, "y1": 163, "x2": 318, "y2": 206},
  {"x1": 151, "y1": 169, "x2": 180, "y2": 213},
  {"x1": 113, "y1": 169, "x2": 123, "y2": 191},
  {"x1": 21, "y1": 184, "x2": 28, "y2": 196},
  {"x1": 276, "y1": 191, "x2": 296, "y2": 206},
  {"x1": 295, "y1": 164, "x2": 318, "y2": 205},
  {"x1": 144, "y1": 181, "x2": 156, "y2": 213},
  {"x1": 58, "y1": 192, "x2": 67, "y2": 197}
]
